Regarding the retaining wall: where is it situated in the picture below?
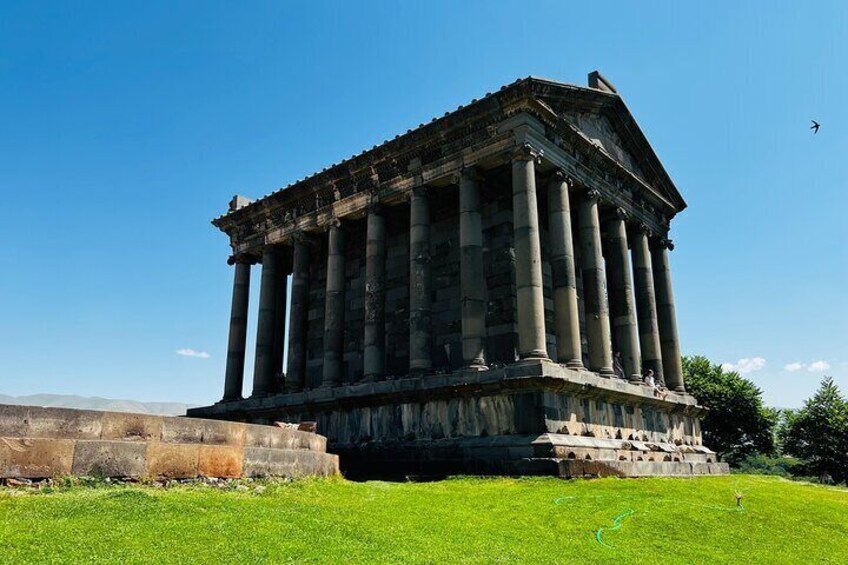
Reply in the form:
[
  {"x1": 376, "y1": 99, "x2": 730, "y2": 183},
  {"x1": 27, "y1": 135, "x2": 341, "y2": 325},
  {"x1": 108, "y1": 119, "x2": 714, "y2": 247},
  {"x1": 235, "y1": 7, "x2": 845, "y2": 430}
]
[{"x1": 0, "y1": 404, "x2": 338, "y2": 480}]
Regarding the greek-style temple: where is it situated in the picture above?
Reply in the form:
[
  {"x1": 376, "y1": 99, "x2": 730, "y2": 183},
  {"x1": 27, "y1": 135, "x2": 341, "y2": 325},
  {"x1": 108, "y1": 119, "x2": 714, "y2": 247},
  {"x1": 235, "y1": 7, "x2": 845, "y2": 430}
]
[{"x1": 188, "y1": 72, "x2": 728, "y2": 478}]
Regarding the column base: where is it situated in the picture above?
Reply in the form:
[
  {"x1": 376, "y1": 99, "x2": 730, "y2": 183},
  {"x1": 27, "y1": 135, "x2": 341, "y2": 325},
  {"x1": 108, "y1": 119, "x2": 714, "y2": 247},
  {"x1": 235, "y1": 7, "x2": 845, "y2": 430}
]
[
  {"x1": 565, "y1": 359, "x2": 585, "y2": 370},
  {"x1": 628, "y1": 374, "x2": 643, "y2": 384},
  {"x1": 674, "y1": 386, "x2": 686, "y2": 393},
  {"x1": 519, "y1": 350, "x2": 550, "y2": 360},
  {"x1": 217, "y1": 397, "x2": 244, "y2": 404},
  {"x1": 597, "y1": 367, "x2": 616, "y2": 378},
  {"x1": 462, "y1": 363, "x2": 489, "y2": 372}
]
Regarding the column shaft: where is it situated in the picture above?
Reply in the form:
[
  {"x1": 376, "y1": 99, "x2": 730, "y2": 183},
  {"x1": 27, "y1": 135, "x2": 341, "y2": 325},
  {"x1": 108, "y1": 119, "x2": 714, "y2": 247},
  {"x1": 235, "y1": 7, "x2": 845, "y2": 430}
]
[
  {"x1": 577, "y1": 191, "x2": 615, "y2": 377},
  {"x1": 363, "y1": 207, "x2": 386, "y2": 380},
  {"x1": 459, "y1": 169, "x2": 487, "y2": 369},
  {"x1": 285, "y1": 238, "x2": 310, "y2": 391},
  {"x1": 252, "y1": 248, "x2": 278, "y2": 396},
  {"x1": 652, "y1": 240, "x2": 686, "y2": 392},
  {"x1": 270, "y1": 249, "x2": 289, "y2": 383},
  {"x1": 222, "y1": 261, "x2": 251, "y2": 401},
  {"x1": 604, "y1": 211, "x2": 642, "y2": 382},
  {"x1": 547, "y1": 173, "x2": 583, "y2": 369},
  {"x1": 409, "y1": 187, "x2": 432, "y2": 373},
  {"x1": 631, "y1": 228, "x2": 663, "y2": 382},
  {"x1": 512, "y1": 149, "x2": 548, "y2": 359},
  {"x1": 322, "y1": 221, "x2": 346, "y2": 386}
]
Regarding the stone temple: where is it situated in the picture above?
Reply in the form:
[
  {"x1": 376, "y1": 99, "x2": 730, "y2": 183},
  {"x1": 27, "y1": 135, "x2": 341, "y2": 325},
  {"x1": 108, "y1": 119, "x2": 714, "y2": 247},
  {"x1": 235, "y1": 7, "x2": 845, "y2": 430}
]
[{"x1": 188, "y1": 72, "x2": 728, "y2": 478}]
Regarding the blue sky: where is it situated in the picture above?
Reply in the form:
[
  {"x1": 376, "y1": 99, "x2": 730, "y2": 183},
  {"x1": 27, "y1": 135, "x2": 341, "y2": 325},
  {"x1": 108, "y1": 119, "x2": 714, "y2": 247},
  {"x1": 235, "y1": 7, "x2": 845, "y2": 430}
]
[{"x1": 0, "y1": 1, "x2": 845, "y2": 408}]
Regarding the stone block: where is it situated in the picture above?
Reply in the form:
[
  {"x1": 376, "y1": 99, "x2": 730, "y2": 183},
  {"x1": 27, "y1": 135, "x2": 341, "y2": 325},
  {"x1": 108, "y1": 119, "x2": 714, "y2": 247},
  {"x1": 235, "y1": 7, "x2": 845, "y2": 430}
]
[
  {"x1": 198, "y1": 445, "x2": 244, "y2": 478},
  {"x1": 71, "y1": 440, "x2": 147, "y2": 478},
  {"x1": 0, "y1": 404, "x2": 29, "y2": 436},
  {"x1": 242, "y1": 446, "x2": 271, "y2": 477},
  {"x1": 0, "y1": 437, "x2": 75, "y2": 478},
  {"x1": 101, "y1": 412, "x2": 163, "y2": 442},
  {"x1": 145, "y1": 442, "x2": 199, "y2": 478},
  {"x1": 24, "y1": 407, "x2": 103, "y2": 440},
  {"x1": 161, "y1": 418, "x2": 244, "y2": 447}
]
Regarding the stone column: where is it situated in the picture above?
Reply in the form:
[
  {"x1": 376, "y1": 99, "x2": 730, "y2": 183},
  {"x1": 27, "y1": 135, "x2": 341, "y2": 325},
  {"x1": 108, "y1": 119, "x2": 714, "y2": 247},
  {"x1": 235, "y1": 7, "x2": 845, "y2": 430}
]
[
  {"x1": 459, "y1": 167, "x2": 487, "y2": 370},
  {"x1": 270, "y1": 248, "x2": 290, "y2": 384},
  {"x1": 512, "y1": 145, "x2": 548, "y2": 360},
  {"x1": 222, "y1": 258, "x2": 251, "y2": 401},
  {"x1": 285, "y1": 236, "x2": 310, "y2": 391},
  {"x1": 577, "y1": 190, "x2": 615, "y2": 377},
  {"x1": 547, "y1": 172, "x2": 583, "y2": 369},
  {"x1": 604, "y1": 209, "x2": 642, "y2": 383},
  {"x1": 631, "y1": 225, "x2": 663, "y2": 382},
  {"x1": 322, "y1": 220, "x2": 346, "y2": 387},
  {"x1": 363, "y1": 205, "x2": 386, "y2": 381},
  {"x1": 409, "y1": 186, "x2": 432, "y2": 374},
  {"x1": 252, "y1": 247, "x2": 279, "y2": 397},
  {"x1": 651, "y1": 238, "x2": 686, "y2": 392}
]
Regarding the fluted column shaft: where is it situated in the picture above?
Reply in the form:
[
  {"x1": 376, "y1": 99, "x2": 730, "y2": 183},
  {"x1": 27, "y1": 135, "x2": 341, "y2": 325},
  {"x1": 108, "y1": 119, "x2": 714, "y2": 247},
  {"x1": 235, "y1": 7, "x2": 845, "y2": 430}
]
[
  {"x1": 322, "y1": 221, "x2": 346, "y2": 387},
  {"x1": 286, "y1": 238, "x2": 310, "y2": 391},
  {"x1": 222, "y1": 260, "x2": 251, "y2": 401},
  {"x1": 604, "y1": 211, "x2": 642, "y2": 383},
  {"x1": 631, "y1": 228, "x2": 663, "y2": 383},
  {"x1": 409, "y1": 186, "x2": 432, "y2": 374},
  {"x1": 363, "y1": 207, "x2": 386, "y2": 380},
  {"x1": 252, "y1": 248, "x2": 279, "y2": 396},
  {"x1": 459, "y1": 169, "x2": 487, "y2": 369},
  {"x1": 651, "y1": 239, "x2": 685, "y2": 392},
  {"x1": 577, "y1": 191, "x2": 615, "y2": 377},
  {"x1": 512, "y1": 147, "x2": 548, "y2": 359}
]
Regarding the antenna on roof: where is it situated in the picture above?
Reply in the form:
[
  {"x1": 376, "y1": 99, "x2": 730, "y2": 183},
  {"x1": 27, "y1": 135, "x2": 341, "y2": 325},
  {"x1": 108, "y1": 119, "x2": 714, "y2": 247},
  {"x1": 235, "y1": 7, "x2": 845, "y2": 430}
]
[{"x1": 588, "y1": 71, "x2": 618, "y2": 94}]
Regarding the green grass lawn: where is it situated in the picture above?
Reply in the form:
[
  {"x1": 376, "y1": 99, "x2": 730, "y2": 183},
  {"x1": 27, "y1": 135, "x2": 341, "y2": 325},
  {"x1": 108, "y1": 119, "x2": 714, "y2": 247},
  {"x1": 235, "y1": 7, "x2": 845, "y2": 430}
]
[{"x1": 1, "y1": 475, "x2": 846, "y2": 564}]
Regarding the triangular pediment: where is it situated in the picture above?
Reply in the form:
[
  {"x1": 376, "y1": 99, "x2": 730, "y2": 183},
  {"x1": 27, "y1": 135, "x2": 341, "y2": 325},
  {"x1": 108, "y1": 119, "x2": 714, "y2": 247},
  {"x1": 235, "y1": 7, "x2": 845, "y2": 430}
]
[
  {"x1": 560, "y1": 111, "x2": 647, "y2": 181},
  {"x1": 526, "y1": 78, "x2": 686, "y2": 212}
]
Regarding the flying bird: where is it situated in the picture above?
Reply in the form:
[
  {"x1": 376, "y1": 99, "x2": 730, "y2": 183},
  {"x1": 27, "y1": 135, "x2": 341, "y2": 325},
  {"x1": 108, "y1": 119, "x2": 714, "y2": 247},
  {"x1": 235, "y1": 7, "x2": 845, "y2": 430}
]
[{"x1": 810, "y1": 120, "x2": 820, "y2": 134}]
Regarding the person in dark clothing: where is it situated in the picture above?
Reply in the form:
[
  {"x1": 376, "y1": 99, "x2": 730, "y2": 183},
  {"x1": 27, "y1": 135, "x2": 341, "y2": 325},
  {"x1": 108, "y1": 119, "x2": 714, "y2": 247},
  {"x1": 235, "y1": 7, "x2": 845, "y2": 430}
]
[{"x1": 613, "y1": 351, "x2": 626, "y2": 379}]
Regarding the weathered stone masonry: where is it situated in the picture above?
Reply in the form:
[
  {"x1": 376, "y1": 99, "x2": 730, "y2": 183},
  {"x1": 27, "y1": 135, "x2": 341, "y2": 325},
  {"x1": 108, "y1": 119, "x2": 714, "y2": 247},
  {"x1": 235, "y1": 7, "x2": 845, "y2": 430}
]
[{"x1": 188, "y1": 72, "x2": 728, "y2": 478}]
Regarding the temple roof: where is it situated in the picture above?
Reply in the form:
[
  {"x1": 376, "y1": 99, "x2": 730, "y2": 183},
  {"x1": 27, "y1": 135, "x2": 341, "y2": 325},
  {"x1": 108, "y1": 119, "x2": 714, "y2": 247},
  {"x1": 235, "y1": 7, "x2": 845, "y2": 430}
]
[{"x1": 215, "y1": 72, "x2": 686, "y2": 228}]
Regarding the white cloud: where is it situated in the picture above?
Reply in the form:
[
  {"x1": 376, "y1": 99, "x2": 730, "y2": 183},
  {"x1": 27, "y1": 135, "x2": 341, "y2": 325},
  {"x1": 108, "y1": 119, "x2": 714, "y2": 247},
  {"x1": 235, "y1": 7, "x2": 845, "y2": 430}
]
[
  {"x1": 807, "y1": 360, "x2": 831, "y2": 372},
  {"x1": 782, "y1": 360, "x2": 831, "y2": 373},
  {"x1": 721, "y1": 357, "x2": 766, "y2": 375},
  {"x1": 176, "y1": 348, "x2": 210, "y2": 359}
]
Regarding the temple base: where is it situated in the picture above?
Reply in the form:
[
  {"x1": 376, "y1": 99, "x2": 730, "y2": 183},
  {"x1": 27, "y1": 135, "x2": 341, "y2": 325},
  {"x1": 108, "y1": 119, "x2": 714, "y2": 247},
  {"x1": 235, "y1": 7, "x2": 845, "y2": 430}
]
[{"x1": 188, "y1": 359, "x2": 727, "y2": 479}]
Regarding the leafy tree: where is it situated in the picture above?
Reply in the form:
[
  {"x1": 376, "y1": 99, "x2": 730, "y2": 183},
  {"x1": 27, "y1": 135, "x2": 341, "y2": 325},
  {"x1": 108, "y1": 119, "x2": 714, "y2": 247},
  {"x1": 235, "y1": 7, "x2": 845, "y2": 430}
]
[
  {"x1": 682, "y1": 355, "x2": 777, "y2": 466},
  {"x1": 780, "y1": 377, "x2": 848, "y2": 484}
]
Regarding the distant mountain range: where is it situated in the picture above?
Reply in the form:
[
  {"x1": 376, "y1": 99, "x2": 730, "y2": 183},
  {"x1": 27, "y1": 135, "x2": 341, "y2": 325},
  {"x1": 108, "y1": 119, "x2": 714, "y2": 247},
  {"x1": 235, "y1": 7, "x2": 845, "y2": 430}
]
[{"x1": 0, "y1": 393, "x2": 193, "y2": 416}]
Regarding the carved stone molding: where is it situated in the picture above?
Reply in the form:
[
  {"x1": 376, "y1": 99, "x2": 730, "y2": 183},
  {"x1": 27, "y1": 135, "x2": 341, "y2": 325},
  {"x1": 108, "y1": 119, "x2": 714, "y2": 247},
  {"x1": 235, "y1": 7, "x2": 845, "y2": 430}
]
[{"x1": 511, "y1": 142, "x2": 543, "y2": 163}]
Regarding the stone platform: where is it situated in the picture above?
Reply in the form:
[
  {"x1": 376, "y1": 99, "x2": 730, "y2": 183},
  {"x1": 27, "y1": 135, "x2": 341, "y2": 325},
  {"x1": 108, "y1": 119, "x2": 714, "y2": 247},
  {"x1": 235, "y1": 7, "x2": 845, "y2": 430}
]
[
  {"x1": 0, "y1": 404, "x2": 338, "y2": 480},
  {"x1": 189, "y1": 360, "x2": 729, "y2": 479}
]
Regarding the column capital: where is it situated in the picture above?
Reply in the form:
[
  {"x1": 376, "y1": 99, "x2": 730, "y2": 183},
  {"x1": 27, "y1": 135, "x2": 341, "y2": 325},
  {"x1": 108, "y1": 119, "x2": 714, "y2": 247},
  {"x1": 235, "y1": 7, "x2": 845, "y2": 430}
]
[
  {"x1": 584, "y1": 188, "x2": 602, "y2": 203},
  {"x1": 459, "y1": 165, "x2": 483, "y2": 183},
  {"x1": 367, "y1": 201, "x2": 385, "y2": 216},
  {"x1": 650, "y1": 237, "x2": 674, "y2": 251},
  {"x1": 547, "y1": 169, "x2": 574, "y2": 187},
  {"x1": 613, "y1": 207, "x2": 629, "y2": 221},
  {"x1": 411, "y1": 184, "x2": 430, "y2": 198},
  {"x1": 325, "y1": 217, "x2": 343, "y2": 231},
  {"x1": 227, "y1": 254, "x2": 256, "y2": 266},
  {"x1": 511, "y1": 142, "x2": 543, "y2": 163}
]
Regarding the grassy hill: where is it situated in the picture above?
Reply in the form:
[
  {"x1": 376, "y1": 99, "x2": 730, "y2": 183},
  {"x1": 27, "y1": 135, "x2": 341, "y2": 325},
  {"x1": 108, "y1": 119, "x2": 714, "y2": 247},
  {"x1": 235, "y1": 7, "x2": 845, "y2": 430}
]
[{"x1": 1, "y1": 475, "x2": 845, "y2": 564}]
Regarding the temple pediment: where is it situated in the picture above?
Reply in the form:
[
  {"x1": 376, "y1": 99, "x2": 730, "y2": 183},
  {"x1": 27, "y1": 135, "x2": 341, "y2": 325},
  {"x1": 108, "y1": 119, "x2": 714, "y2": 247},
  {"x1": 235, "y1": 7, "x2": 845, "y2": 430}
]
[{"x1": 560, "y1": 110, "x2": 647, "y2": 181}]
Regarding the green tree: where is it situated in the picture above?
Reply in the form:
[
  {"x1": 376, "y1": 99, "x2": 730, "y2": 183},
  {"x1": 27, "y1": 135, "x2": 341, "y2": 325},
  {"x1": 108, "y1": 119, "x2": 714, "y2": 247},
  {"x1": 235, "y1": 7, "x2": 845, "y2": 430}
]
[
  {"x1": 682, "y1": 355, "x2": 777, "y2": 466},
  {"x1": 781, "y1": 377, "x2": 848, "y2": 484}
]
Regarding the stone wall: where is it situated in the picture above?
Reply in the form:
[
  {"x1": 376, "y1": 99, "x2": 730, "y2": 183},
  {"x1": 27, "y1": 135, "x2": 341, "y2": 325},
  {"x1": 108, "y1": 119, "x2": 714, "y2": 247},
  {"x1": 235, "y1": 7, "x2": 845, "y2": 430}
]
[{"x1": 0, "y1": 405, "x2": 338, "y2": 480}]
